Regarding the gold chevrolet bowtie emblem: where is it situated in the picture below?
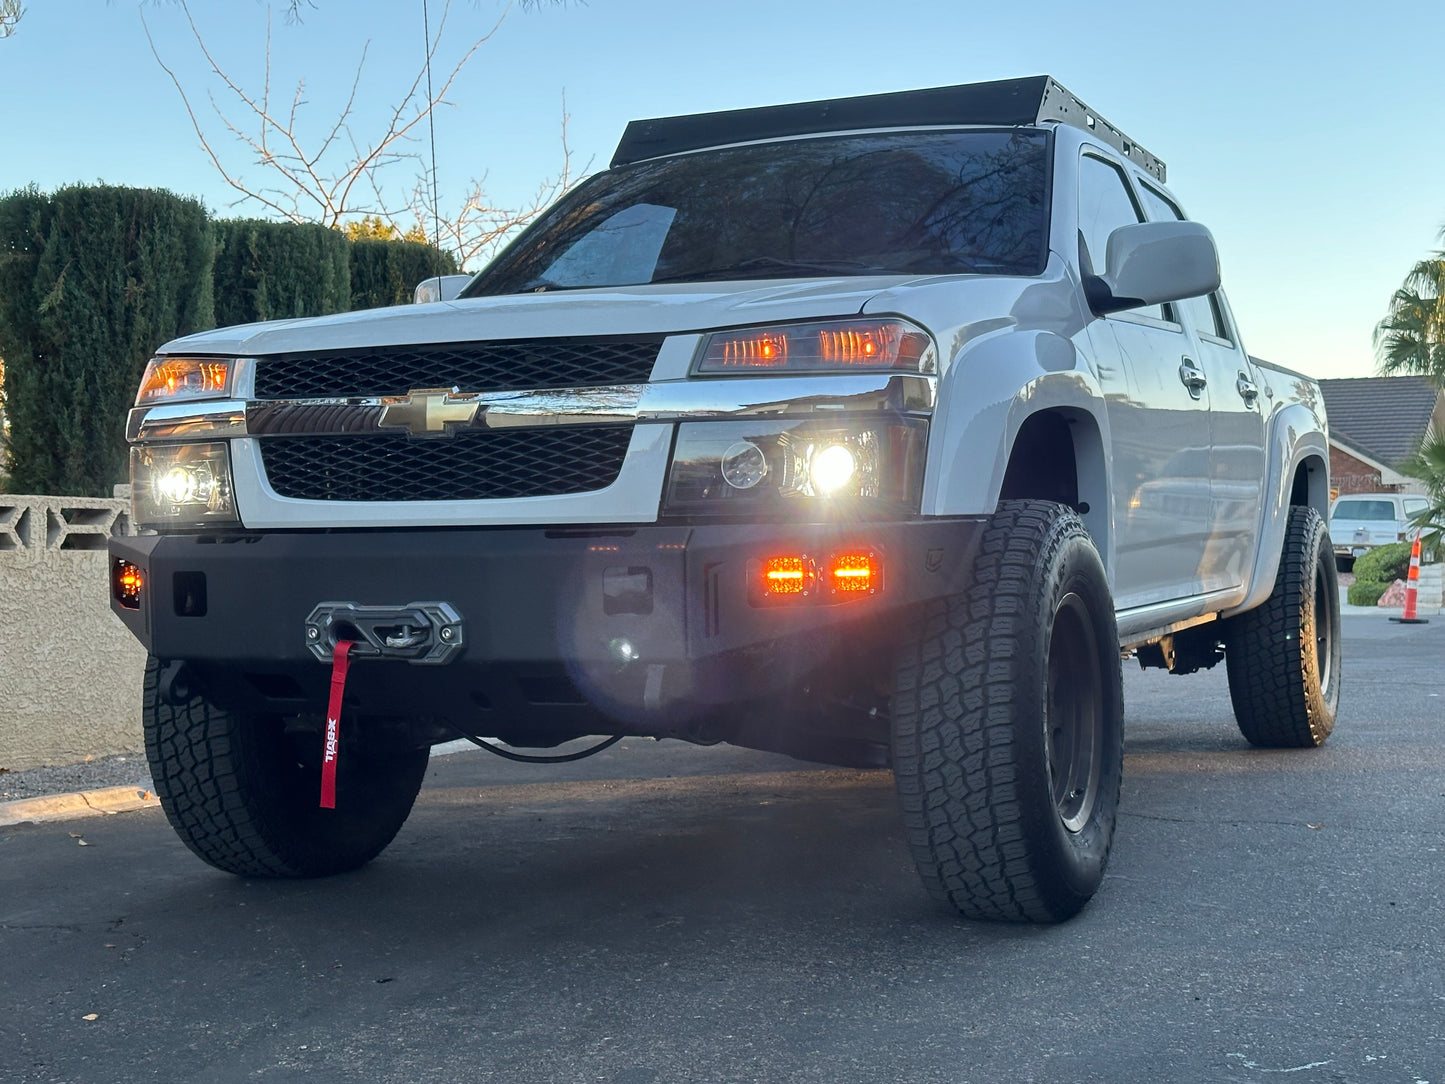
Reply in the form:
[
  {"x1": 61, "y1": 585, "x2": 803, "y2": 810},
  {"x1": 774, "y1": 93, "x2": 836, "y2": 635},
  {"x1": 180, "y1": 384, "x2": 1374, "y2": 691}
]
[{"x1": 377, "y1": 388, "x2": 481, "y2": 437}]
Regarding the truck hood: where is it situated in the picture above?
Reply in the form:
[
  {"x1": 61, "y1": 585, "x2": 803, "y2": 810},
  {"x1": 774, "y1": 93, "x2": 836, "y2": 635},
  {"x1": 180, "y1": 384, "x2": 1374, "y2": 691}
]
[{"x1": 158, "y1": 276, "x2": 935, "y2": 356}]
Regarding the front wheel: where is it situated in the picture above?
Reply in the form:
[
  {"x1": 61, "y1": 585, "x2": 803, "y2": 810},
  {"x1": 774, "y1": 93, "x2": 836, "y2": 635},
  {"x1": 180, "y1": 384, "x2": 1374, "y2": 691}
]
[
  {"x1": 1225, "y1": 505, "x2": 1340, "y2": 748},
  {"x1": 890, "y1": 501, "x2": 1124, "y2": 923},
  {"x1": 143, "y1": 658, "x2": 430, "y2": 877}
]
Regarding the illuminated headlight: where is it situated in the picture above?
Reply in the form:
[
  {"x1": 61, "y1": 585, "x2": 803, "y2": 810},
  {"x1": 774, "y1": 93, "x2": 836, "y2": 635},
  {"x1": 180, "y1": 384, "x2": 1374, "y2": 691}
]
[
  {"x1": 808, "y1": 444, "x2": 856, "y2": 494},
  {"x1": 131, "y1": 443, "x2": 239, "y2": 529},
  {"x1": 664, "y1": 418, "x2": 927, "y2": 517},
  {"x1": 135, "y1": 356, "x2": 237, "y2": 405}
]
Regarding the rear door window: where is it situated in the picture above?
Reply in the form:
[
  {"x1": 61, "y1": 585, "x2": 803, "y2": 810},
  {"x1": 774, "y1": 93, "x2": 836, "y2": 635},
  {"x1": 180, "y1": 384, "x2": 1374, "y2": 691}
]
[{"x1": 1137, "y1": 183, "x2": 1230, "y2": 340}]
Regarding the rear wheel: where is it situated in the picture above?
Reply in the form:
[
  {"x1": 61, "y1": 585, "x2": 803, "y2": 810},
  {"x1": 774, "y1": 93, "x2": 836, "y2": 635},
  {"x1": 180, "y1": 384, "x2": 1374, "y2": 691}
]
[
  {"x1": 143, "y1": 658, "x2": 429, "y2": 877},
  {"x1": 890, "y1": 501, "x2": 1124, "y2": 923},
  {"x1": 1225, "y1": 506, "x2": 1340, "y2": 748}
]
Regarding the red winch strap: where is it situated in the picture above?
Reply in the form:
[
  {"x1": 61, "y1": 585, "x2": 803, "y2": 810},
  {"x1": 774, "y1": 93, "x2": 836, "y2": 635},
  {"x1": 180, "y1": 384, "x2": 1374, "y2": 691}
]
[{"x1": 320, "y1": 639, "x2": 356, "y2": 809}]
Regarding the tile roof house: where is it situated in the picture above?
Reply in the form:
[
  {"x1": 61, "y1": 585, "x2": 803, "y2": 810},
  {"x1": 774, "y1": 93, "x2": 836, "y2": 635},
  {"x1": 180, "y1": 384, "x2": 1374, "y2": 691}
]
[{"x1": 1317, "y1": 375, "x2": 1445, "y2": 496}]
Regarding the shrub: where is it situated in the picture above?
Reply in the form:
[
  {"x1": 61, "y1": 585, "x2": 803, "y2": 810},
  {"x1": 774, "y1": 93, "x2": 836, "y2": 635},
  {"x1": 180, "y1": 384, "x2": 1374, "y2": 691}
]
[
  {"x1": 349, "y1": 237, "x2": 458, "y2": 310},
  {"x1": 1352, "y1": 542, "x2": 1412, "y2": 585},
  {"x1": 0, "y1": 184, "x2": 214, "y2": 496},
  {"x1": 1347, "y1": 580, "x2": 1391, "y2": 607},
  {"x1": 213, "y1": 219, "x2": 351, "y2": 328}
]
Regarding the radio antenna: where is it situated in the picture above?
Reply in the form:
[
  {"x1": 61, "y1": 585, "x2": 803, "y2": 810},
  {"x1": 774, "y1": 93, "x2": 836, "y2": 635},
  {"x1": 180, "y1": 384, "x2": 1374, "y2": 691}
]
[{"x1": 421, "y1": 0, "x2": 442, "y2": 251}]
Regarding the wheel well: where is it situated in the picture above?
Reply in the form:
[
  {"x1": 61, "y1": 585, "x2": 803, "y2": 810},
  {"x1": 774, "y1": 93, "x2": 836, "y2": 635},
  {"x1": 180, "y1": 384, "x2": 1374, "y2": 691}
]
[
  {"x1": 999, "y1": 409, "x2": 1109, "y2": 560},
  {"x1": 1291, "y1": 454, "x2": 1328, "y2": 516}
]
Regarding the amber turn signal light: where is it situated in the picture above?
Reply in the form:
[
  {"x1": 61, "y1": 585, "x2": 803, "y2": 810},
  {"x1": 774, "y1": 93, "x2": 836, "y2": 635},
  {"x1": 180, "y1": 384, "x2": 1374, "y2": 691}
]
[
  {"x1": 697, "y1": 319, "x2": 934, "y2": 374},
  {"x1": 136, "y1": 357, "x2": 233, "y2": 405}
]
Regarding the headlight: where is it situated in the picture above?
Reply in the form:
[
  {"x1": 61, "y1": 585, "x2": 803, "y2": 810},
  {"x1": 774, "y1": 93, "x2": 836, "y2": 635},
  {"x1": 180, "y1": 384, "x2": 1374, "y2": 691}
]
[
  {"x1": 135, "y1": 357, "x2": 236, "y2": 405},
  {"x1": 695, "y1": 318, "x2": 936, "y2": 375},
  {"x1": 663, "y1": 417, "x2": 927, "y2": 517},
  {"x1": 131, "y1": 443, "x2": 239, "y2": 529}
]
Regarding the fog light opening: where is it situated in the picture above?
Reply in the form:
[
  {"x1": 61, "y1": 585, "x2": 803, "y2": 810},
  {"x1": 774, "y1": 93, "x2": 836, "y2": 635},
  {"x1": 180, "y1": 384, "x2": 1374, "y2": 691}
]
[{"x1": 609, "y1": 637, "x2": 640, "y2": 665}]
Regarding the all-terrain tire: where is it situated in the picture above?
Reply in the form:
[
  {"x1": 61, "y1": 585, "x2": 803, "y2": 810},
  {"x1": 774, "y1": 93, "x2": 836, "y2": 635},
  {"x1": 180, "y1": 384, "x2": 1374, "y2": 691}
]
[
  {"x1": 143, "y1": 657, "x2": 430, "y2": 877},
  {"x1": 890, "y1": 500, "x2": 1124, "y2": 923},
  {"x1": 1225, "y1": 505, "x2": 1340, "y2": 748}
]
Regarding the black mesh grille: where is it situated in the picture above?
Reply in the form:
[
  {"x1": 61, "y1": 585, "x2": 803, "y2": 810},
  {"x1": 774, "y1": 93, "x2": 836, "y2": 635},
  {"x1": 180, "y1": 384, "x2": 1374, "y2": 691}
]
[
  {"x1": 254, "y1": 338, "x2": 663, "y2": 399},
  {"x1": 260, "y1": 427, "x2": 634, "y2": 502}
]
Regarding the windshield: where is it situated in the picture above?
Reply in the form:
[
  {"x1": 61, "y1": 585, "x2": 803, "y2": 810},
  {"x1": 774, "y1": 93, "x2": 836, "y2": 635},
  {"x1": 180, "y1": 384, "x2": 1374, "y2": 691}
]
[{"x1": 465, "y1": 129, "x2": 1049, "y2": 296}]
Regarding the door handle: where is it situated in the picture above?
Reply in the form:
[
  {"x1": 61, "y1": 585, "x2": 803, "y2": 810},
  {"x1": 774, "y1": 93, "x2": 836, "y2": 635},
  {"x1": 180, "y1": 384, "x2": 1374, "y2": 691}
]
[
  {"x1": 1236, "y1": 372, "x2": 1260, "y2": 407},
  {"x1": 1178, "y1": 359, "x2": 1207, "y2": 399}
]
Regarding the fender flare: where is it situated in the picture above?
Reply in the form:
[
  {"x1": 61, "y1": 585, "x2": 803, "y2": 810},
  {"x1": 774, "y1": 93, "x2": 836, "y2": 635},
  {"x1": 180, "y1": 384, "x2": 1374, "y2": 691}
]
[
  {"x1": 1222, "y1": 401, "x2": 1330, "y2": 618},
  {"x1": 924, "y1": 329, "x2": 1116, "y2": 576}
]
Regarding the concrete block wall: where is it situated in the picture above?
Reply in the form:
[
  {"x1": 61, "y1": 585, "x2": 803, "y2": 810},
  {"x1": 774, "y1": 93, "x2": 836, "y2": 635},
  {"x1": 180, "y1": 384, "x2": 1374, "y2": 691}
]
[
  {"x1": 0, "y1": 495, "x2": 147, "y2": 770},
  {"x1": 1418, "y1": 561, "x2": 1443, "y2": 611}
]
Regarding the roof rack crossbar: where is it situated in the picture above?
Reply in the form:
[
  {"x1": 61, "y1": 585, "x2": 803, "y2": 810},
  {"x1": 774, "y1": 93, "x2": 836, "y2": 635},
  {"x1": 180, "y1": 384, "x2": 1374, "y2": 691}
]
[{"x1": 611, "y1": 75, "x2": 1165, "y2": 182}]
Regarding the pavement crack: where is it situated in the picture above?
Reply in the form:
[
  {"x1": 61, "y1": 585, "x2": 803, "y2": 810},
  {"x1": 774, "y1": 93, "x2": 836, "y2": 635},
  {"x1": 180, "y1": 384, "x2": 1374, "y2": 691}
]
[
  {"x1": 1123, "y1": 812, "x2": 1332, "y2": 830},
  {"x1": 1, "y1": 923, "x2": 84, "y2": 933}
]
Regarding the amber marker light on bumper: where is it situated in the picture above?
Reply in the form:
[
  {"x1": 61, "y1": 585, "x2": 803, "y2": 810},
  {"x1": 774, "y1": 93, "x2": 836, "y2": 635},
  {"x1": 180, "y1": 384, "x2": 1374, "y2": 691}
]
[
  {"x1": 750, "y1": 549, "x2": 883, "y2": 605},
  {"x1": 112, "y1": 559, "x2": 144, "y2": 609}
]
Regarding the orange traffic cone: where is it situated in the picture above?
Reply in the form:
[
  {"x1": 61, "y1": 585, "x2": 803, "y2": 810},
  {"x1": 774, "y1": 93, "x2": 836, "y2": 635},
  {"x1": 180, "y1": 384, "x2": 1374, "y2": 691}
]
[{"x1": 1390, "y1": 532, "x2": 1429, "y2": 625}]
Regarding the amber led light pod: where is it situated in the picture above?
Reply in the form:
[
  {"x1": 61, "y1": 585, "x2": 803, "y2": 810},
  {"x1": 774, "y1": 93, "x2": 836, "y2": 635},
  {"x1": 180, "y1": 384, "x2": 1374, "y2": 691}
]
[{"x1": 827, "y1": 551, "x2": 881, "y2": 594}]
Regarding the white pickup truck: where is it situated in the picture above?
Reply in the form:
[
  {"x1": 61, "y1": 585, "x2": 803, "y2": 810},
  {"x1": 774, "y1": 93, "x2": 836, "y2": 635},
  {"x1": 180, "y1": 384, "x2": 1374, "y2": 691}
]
[{"x1": 110, "y1": 76, "x2": 1338, "y2": 923}]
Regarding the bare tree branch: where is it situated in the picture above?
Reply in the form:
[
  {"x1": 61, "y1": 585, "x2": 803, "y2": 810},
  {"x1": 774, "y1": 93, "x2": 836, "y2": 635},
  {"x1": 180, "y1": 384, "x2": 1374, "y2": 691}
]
[
  {"x1": 0, "y1": 0, "x2": 22, "y2": 40},
  {"x1": 145, "y1": 0, "x2": 577, "y2": 259}
]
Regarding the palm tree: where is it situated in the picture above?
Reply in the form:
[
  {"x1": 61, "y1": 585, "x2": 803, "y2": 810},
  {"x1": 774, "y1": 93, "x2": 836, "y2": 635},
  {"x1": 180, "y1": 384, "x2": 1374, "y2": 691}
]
[
  {"x1": 1398, "y1": 426, "x2": 1445, "y2": 560},
  {"x1": 1375, "y1": 251, "x2": 1445, "y2": 380}
]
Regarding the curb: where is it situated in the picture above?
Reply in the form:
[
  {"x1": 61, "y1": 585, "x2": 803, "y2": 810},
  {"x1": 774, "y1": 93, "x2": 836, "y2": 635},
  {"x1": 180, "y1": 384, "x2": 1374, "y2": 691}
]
[{"x1": 0, "y1": 786, "x2": 160, "y2": 828}]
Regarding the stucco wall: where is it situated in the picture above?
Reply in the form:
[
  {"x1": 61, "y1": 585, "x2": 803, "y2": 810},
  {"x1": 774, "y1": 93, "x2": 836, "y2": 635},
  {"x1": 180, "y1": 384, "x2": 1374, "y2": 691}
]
[{"x1": 0, "y1": 495, "x2": 147, "y2": 771}]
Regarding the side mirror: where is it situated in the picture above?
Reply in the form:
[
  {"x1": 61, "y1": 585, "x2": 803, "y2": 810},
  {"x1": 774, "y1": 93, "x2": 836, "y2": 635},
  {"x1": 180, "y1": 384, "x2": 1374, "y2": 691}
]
[
  {"x1": 1086, "y1": 221, "x2": 1221, "y2": 315},
  {"x1": 413, "y1": 274, "x2": 473, "y2": 304}
]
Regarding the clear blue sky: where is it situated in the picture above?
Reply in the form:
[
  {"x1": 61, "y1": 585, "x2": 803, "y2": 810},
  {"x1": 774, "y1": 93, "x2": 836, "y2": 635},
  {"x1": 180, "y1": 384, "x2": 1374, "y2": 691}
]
[{"x1": 4, "y1": 0, "x2": 1443, "y2": 381}]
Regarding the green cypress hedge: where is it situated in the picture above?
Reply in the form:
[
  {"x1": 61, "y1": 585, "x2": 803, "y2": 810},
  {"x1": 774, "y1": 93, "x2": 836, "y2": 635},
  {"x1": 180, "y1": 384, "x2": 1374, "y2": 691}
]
[
  {"x1": 0, "y1": 188, "x2": 50, "y2": 489},
  {"x1": 349, "y1": 237, "x2": 458, "y2": 310},
  {"x1": 213, "y1": 218, "x2": 351, "y2": 327},
  {"x1": 0, "y1": 185, "x2": 214, "y2": 496},
  {"x1": 0, "y1": 187, "x2": 456, "y2": 496}
]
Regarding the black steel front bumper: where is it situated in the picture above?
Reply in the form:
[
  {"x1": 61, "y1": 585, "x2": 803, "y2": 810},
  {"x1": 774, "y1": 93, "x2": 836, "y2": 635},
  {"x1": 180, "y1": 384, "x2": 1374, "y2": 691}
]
[{"x1": 109, "y1": 519, "x2": 985, "y2": 740}]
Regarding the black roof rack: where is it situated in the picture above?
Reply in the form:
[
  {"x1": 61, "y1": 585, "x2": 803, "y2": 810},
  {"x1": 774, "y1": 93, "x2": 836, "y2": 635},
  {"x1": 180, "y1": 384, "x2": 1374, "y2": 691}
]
[{"x1": 611, "y1": 75, "x2": 1166, "y2": 182}]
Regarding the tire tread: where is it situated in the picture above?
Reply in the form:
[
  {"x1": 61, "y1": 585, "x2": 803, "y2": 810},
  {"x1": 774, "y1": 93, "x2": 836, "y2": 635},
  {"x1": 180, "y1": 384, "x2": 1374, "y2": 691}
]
[
  {"x1": 1226, "y1": 506, "x2": 1339, "y2": 748},
  {"x1": 891, "y1": 500, "x2": 1123, "y2": 923}
]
